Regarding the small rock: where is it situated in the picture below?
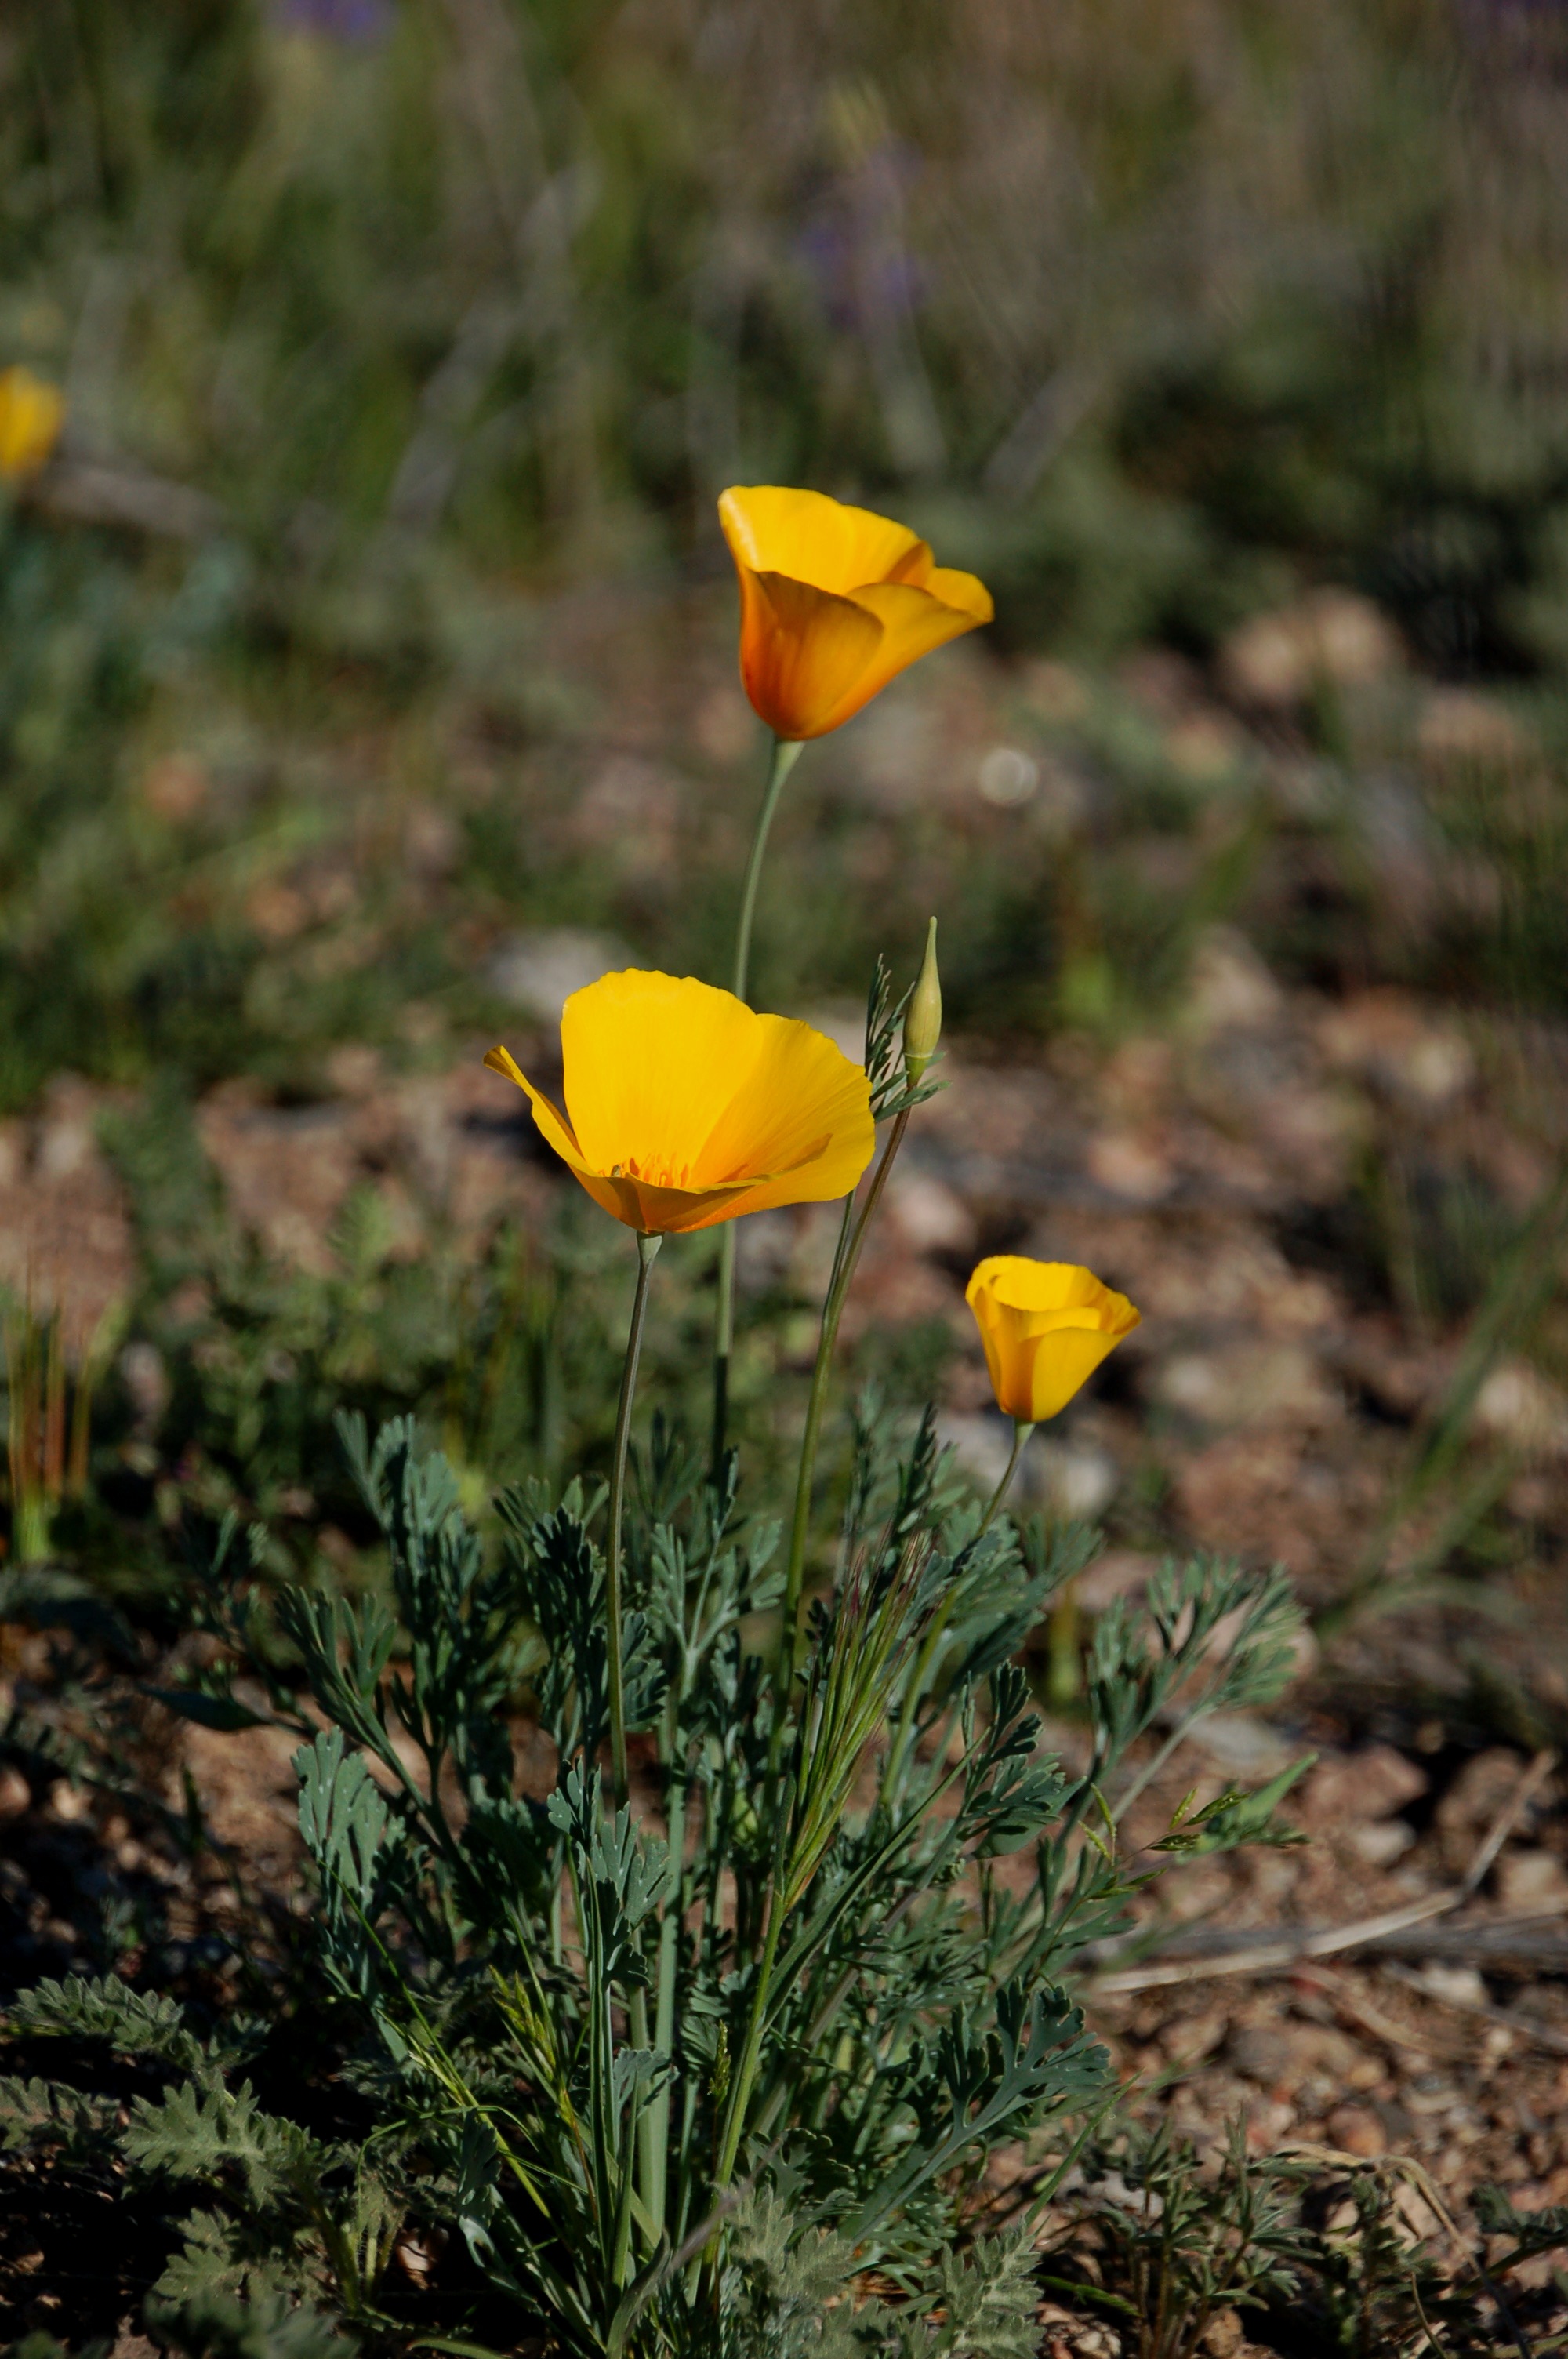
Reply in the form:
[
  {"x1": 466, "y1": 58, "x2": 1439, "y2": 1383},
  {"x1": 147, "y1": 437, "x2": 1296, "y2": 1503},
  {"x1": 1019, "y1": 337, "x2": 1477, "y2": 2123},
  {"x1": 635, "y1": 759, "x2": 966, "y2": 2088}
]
[
  {"x1": 1076, "y1": 1550, "x2": 1160, "y2": 1612},
  {"x1": 1417, "y1": 689, "x2": 1534, "y2": 769},
  {"x1": 1033, "y1": 1436, "x2": 1120, "y2": 1522},
  {"x1": 1392, "y1": 2183, "x2": 1446, "y2": 2248},
  {"x1": 36, "y1": 1100, "x2": 97, "y2": 1181},
  {"x1": 1152, "y1": 1342, "x2": 1333, "y2": 1430},
  {"x1": 394, "y1": 2230, "x2": 444, "y2": 2284},
  {"x1": 1166, "y1": 711, "x2": 1247, "y2": 783},
  {"x1": 140, "y1": 753, "x2": 209, "y2": 821},
  {"x1": 935, "y1": 1412, "x2": 1015, "y2": 1494},
  {"x1": 118, "y1": 1340, "x2": 170, "y2": 1426},
  {"x1": 323, "y1": 1042, "x2": 383, "y2": 1098},
  {"x1": 1473, "y1": 1362, "x2": 1568, "y2": 1459},
  {"x1": 1317, "y1": 991, "x2": 1474, "y2": 1108},
  {"x1": 48, "y1": 1779, "x2": 90, "y2": 1823},
  {"x1": 1185, "y1": 927, "x2": 1284, "y2": 1034},
  {"x1": 1496, "y1": 1848, "x2": 1568, "y2": 1909},
  {"x1": 1436, "y1": 1749, "x2": 1532, "y2": 1868},
  {"x1": 1348, "y1": 1818, "x2": 1417, "y2": 1866},
  {"x1": 1300, "y1": 1745, "x2": 1428, "y2": 1829},
  {"x1": 1199, "y1": 2310, "x2": 1246, "y2": 2358},
  {"x1": 1415, "y1": 1963, "x2": 1487, "y2": 2008},
  {"x1": 485, "y1": 928, "x2": 634, "y2": 1027},
  {"x1": 887, "y1": 1169, "x2": 975, "y2": 1256},
  {"x1": 1085, "y1": 1130, "x2": 1173, "y2": 1203},
  {"x1": 247, "y1": 879, "x2": 310, "y2": 940},
  {"x1": 1229, "y1": 2026, "x2": 1296, "y2": 2085},
  {"x1": 800, "y1": 1005, "x2": 866, "y2": 1062},
  {"x1": 1327, "y1": 2102, "x2": 1388, "y2": 2158},
  {"x1": 1219, "y1": 590, "x2": 1403, "y2": 707},
  {"x1": 111, "y1": 2328, "x2": 161, "y2": 2359},
  {"x1": 1184, "y1": 1711, "x2": 1299, "y2": 1778}
]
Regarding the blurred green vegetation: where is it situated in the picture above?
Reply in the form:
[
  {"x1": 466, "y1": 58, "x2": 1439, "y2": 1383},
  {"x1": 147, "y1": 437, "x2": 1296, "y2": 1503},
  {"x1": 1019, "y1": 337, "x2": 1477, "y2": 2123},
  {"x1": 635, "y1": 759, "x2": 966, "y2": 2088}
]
[{"x1": 2, "y1": 0, "x2": 1568, "y2": 1098}]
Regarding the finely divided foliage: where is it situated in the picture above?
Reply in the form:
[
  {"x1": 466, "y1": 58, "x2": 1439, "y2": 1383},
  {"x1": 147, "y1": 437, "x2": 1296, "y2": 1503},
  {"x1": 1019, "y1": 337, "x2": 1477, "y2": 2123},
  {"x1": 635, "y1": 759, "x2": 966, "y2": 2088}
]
[
  {"x1": 0, "y1": 1425, "x2": 1308, "y2": 2345},
  {"x1": 0, "y1": 965, "x2": 1314, "y2": 2354}
]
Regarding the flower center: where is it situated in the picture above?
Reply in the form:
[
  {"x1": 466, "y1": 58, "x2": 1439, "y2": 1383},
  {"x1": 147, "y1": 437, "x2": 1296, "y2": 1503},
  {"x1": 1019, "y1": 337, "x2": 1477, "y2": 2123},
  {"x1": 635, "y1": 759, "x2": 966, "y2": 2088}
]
[{"x1": 611, "y1": 1154, "x2": 699, "y2": 1190}]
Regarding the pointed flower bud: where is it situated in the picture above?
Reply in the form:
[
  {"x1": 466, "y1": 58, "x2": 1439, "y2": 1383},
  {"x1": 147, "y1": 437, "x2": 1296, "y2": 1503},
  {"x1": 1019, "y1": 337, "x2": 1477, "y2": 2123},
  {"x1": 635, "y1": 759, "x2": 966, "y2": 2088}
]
[{"x1": 903, "y1": 918, "x2": 942, "y2": 1088}]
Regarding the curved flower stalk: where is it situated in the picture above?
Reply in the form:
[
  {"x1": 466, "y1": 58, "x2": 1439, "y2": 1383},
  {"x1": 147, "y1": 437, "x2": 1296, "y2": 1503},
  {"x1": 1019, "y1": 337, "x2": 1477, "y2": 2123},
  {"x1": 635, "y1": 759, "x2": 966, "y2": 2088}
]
[
  {"x1": 711, "y1": 486, "x2": 991, "y2": 1466},
  {"x1": 773, "y1": 925, "x2": 946, "y2": 1733}
]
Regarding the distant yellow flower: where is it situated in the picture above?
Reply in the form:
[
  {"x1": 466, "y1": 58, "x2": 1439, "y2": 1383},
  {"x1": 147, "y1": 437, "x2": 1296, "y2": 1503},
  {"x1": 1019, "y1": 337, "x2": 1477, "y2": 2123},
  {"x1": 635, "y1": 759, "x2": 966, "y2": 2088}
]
[
  {"x1": 485, "y1": 969, "x2": 875, "y2": 1235},
  {"x1": 719, "y1": 485, "x2": 992, "y2": 742},
  {"x1": 966, "y1": 1256, "x2": 1140, "y2": 1424},
  {"x1": 0, "y1": 368, "x2": 64, "y2": 482}
]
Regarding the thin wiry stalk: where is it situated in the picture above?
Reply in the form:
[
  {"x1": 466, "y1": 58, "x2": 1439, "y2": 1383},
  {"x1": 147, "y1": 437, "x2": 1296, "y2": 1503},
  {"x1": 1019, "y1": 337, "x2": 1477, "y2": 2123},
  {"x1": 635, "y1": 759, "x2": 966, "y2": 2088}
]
[
  {"x1": 771, "y1": 1103, "x2": 916, "y2": 1761},
  {"x1": 711, "y1": 732, "x2": 804, "y2": 1472},
  {"x1": 607, "y1": 1230, "x2": 661, "y2": 1808}
]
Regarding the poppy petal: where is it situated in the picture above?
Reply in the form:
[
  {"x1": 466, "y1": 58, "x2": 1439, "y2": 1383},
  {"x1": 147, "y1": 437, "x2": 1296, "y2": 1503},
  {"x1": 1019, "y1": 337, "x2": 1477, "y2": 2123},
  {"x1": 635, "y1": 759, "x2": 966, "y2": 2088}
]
[
  {"x1": 720, "y1": 485, "x2": 927, "y2": 597},
  {"x1": 801, "y1": 580, "x2": 988, "y2": 735},
  {"x1": 735, "y1": 567, "x2": 886, "y2": 742},
  {"x1": 483, "y1": 1043, "x2": 590, "y2": 1175},
  {"x1": 487, "y1": 972, "x2": 877, "y2": 1238}
]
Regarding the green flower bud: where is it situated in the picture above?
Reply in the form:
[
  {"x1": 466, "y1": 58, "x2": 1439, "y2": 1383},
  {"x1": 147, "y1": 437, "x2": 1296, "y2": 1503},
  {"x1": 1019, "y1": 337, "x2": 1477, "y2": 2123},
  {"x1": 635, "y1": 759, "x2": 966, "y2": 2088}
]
[{"x1": 903, "y1": 917, "x2": 942, "y2": 1087}]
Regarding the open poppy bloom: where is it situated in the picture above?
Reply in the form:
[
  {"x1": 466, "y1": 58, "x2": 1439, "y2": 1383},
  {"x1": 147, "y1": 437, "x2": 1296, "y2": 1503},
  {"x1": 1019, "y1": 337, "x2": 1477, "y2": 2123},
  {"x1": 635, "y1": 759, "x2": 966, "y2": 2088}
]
[
  {"x1": 719, "y1": 485, "x2": 992, "y2": 741},
  {"x1": 0, "y1": 368, "x2": 64, "y2": 483},
  {"x1": 966, "y1": 1256, "x2": 1141, "y2": 1425},
  {"x1": 485, "y1": 969, "x2": 875, "y2": 1235}
]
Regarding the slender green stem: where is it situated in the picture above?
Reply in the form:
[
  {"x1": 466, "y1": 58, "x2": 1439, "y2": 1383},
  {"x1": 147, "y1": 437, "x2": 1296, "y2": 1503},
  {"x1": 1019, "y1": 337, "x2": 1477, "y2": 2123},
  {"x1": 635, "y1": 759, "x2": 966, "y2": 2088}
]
[
  {"x1": 978, "y1": 1418, "x2": 1034, "y2": 1538},
  {"x1": 733, "y1": 736, "x2": 803, "y2": 1004},
  {"x1": 713, "y1": 1878, "x2": 785, "y2": 2196},
  {"x1": 607, "y1": 1230, "x2": 662, "y2": 1808},
  {"x1": 712, "y1": 735, "x2": 804, "y2": 1476},
  {"x1": 643, "y1": 1760, "x2": 691, "y2": 2240},
  {"x1": 772, "y1": 1106, "x2": 913, "y2": 1747}
]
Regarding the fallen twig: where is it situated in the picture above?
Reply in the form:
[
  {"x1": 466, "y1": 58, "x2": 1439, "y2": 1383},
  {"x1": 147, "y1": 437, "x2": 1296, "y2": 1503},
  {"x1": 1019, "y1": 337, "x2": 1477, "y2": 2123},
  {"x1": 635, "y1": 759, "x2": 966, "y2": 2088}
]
[{"x1": 25, "y1": 455, "x2": 222, "y2": 541}]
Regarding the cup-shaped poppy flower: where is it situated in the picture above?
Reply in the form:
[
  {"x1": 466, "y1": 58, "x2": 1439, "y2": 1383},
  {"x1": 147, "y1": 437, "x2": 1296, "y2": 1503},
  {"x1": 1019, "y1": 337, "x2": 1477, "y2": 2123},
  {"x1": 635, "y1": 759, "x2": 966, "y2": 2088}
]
[
  {"x1": 0, "y1": 368, "x2": 64, "y2": 483},
  {"x1": 485, "y1": 969, "x2": 875, "y2": 1236},
  {"x1": 966, "y1": 1256, "x2": 1140, "y2": 1424},
  {"x1": 719, "y1": 485, "x2": 993, "y2": 742}
]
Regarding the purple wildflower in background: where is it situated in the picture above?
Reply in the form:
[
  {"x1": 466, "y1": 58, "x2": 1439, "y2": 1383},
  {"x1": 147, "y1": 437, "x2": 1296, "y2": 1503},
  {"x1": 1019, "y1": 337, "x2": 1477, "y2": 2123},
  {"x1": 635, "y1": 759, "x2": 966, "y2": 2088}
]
[{"x1": 273, "y1": 0, "x2": 392, "y2": 41}]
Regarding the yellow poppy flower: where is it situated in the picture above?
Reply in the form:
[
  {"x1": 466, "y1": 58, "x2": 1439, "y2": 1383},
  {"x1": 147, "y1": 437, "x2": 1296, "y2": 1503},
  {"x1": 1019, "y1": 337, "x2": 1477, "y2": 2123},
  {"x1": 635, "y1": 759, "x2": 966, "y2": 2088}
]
[
  {"x1": 966, "y1": 1256, "x2": 1140, "y2": 1424},
  {"x1": 485, "y1": 969, "x2": 875, "y2": 1235},
  {"x1": 0, "y1": 368, "x2": 64, "y2": 482},
  {"x1": 718, "y1": 485, "x2": 993, "y2": 741}
]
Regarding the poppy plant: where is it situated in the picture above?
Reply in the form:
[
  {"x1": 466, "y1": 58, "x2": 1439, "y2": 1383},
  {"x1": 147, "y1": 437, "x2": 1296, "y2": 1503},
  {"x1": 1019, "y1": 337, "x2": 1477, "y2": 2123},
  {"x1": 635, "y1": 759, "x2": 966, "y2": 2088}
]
[
  {"x1": 485, "y1": 968, "x2": 875, "y2": 1238},
  {"x1": 719, "y1": 485, "x2": 993, "y2": 742},
  {"x1": 488, "y1": 967, "x2": 876, "y2": 1812},
  {"x1": 966, "y1": 1256, "x2": 1141, "y2": 1427}
]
